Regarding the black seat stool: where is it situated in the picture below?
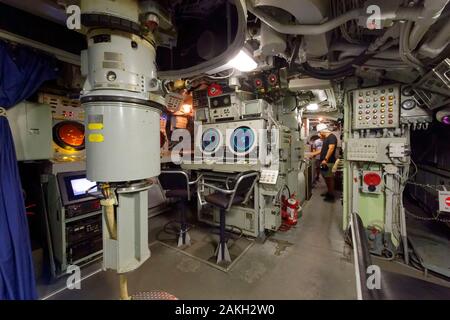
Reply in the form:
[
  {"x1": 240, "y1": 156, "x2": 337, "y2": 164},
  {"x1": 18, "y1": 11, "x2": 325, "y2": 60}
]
[
  {"x1": 159, "y1": 170, "x2": 201, "y2": 247},
  {"x1": 202, "y1": 172, "x2": 259, "y2": 264}
]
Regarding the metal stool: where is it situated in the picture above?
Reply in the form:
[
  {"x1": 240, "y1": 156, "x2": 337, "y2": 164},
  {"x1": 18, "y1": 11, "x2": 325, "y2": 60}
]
[
  {"x1": 201, "y1": 172, "x2": 259, "y2": 264},
  {"x1": 159, "y1": 170, "x2": 201, "y2": 247}
]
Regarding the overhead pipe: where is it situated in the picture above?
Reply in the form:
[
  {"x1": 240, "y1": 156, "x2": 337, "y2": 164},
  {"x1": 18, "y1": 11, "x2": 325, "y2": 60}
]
[
  {"x1": 247, "y1": 2, "x2": 362, "y2": 35},
  {"x1": 418, "y1": 19, "x2": 450, "y2": 58},
  {"x1": 330, "y1": 43, "x2": 400, "y2": 61},
  {"x1": 247, "y1": 1, "x2": 430, "y2": 36},
  {"x1": 408, "y1": 0, "x2": 450, "y2": 51}
]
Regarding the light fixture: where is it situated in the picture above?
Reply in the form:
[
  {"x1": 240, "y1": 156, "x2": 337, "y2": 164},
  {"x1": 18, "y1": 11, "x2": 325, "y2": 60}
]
[
  {"x1": 437, "y1": 107, "x2": 450, "y2": 125},
  {"x1": 318, "y1": 117, "x2": 323, "y2": 121},
  {"x1": 182, "y1": 104, "x2": 192, "y2": 114},
  {"x1": 306, "y1": 103, "x2": 319, "y2": 111},
  {"x1": 226, "y1": 49, "x2": 257, "y2": 72}
]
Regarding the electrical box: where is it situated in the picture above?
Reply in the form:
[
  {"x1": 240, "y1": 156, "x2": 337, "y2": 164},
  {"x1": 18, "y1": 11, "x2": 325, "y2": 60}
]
[
  {"x1": 346, "y1": 138, "x2": 407, "y2": 163},
  {"x1": 352, "y1": 85, "x2": 400, "y2": 129},
  {"x1": 264, "y1": 207, "x2": 281, "y2": 231},
  {"x1": 388, "y1": 142, "x2": 407, "y2": 158},
  {"x1": 8, "y1": 101, "x2": 52, "y2": 161},
  {"x1": 242, "y1": 99, "x2": 270, "y2": 119}
]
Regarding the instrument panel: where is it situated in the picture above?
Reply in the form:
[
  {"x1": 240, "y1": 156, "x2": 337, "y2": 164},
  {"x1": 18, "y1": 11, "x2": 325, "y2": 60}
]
[{"x1": 352, "y1": 85, "x2": 400, "y2": 129}]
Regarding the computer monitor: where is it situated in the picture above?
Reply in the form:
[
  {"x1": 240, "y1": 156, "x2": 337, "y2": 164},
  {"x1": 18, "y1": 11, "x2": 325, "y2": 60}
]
[{"x1": 57, "y1": 171, "x2": 99, "y2": 205}]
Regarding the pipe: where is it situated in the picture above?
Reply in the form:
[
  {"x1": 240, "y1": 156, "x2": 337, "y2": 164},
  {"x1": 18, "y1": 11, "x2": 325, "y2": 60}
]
[
  {"x1": 119, "y1": 275, "x2": 130, "y2": 300},
  {"x1": 399, "y1": 21, "x2": 425, "y2": 75},
  {"x1": 336, "y1": 47, "x2": 400, "y2": 61},
  {"x1": 418, "y1": 19, "x2": 450, "y2": 58},
  {"x1": 101, "y1": 196, "x2": 130, "y2": 300},
  {"x1": 0, "y1": 28, "x2": 80, "y2": 66},
  {"x1": 248, "y1": 3, "x2": 362, "y2": 35},
  {"x1": 247, "y1": 1, "x2": 427, "y2": 36},
  {"x1": 101, "y1": 198, "x2": 117, "y2": 240},
  {"x1": 408, "y1": 0, "x2": 450, "y2": 51}
]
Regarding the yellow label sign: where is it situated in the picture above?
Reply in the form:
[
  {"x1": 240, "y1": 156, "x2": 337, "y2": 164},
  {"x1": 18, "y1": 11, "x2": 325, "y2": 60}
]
[
  {"x1": 88, "y1": 123, "x2": 104, "y2": 130},
  {"x1": 88, "y1": 134, "x2": 104, "y2": 143}
]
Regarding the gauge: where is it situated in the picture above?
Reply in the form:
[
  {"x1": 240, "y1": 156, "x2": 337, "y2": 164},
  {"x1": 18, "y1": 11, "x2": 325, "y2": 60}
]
[
  {"x1": 401, "y1": 86, "x2": 414, "y2": 97},
  {"x1": 229, "y1": 126, "x2": 256, "y2": 154},
  {"x1": 201, "y1": 128, "x2": 221, "y2": 154},
  {"x1": 401, "y1": 99, "x2": 416, "y2": 110},
  {"x1": 53, "y1": 121, "x2": 85, "y2": 151}
]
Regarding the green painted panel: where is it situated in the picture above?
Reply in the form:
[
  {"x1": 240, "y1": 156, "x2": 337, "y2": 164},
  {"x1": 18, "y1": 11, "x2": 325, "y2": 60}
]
[{"x1": 358, "y1": 192, "x2": 385, "y2": 229}]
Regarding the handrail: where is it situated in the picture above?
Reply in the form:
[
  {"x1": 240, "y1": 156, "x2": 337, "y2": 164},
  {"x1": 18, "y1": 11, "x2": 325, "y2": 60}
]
[{"x1": 199, "y1": 171, "x2": 260, "y2": 211}]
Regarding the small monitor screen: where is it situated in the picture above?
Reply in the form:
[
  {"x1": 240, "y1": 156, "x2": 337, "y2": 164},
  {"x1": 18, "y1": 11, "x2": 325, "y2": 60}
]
[{"x1": 70, "y1": 178, "x2": 97, "y2": 196}]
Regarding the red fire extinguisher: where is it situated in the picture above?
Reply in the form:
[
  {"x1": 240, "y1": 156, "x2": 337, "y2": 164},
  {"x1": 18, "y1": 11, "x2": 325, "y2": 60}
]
[{"x1": 281, "y1": 193, "x2": 300, "y2": 225}]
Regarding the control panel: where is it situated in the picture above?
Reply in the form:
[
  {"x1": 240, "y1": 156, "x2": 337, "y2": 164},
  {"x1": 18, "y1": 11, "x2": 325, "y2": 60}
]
[
  {"x1": 39, "y1": 93, "x2": 84, "y2": 122},
  {"x1": 346, "y1": 138, "x2": 408, "y2": 163},
  {"x1": 352, "y1": 85, "x2": 400, "y2": 129},
  {"x1": 259, "y1": 169, "x2": 279, "y2": 185},
  {"x1": 207, "y1": 91, "x2": 254, "y2": 122},
  {"x1": 209, "y1": 93, "x2": 240, "y2": 122},
  {"x1": 400, "y1": 86, "x2": 433, "y2": 125},
  {"x1": 66, "y1": 199, "x2": 101, "y2": 218}
]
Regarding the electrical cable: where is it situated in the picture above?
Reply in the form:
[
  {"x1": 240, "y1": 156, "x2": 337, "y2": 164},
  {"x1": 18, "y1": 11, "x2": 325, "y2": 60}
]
[
  {"x1": 162, "y1": 219, "x2": 195, "y2": 235},
  {"x1": 206, "y1": 69, "x2": 235, "y2": 80},
  {"x1": 289, "y1": 36, "x2": 302, "y2": 70},
  {"x1": 298, "y1": 50, "x2": 377, "y2": 80}
]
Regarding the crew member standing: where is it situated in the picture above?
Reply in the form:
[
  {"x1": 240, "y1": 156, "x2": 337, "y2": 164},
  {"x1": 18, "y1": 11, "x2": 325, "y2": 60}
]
[{"x1": 308, "y1": 124, "x2": 337, "y2": 202}]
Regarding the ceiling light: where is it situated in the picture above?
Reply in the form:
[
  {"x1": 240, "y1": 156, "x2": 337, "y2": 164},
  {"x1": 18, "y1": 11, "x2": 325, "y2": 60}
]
[
  {"x1": 306, "y1": 103, "x2": 319, "y2": 111},
  {"x1": 226, "y1": 50, "x2": 257, "y2": 72}
]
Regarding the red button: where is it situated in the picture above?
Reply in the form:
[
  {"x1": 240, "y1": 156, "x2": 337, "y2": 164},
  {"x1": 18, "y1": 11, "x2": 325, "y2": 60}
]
[
  {"x1": 364, "y1": 173, "x2": 381, "y2": 186},
  {"x1": 446, "y1": 197, "x2": 450, "y2": 206}
]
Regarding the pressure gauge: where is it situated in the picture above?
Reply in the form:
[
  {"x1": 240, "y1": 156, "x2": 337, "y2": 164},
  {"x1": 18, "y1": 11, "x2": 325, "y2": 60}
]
[{"x1": 401, "y1": 99, "x2": 416, "y2": 110}]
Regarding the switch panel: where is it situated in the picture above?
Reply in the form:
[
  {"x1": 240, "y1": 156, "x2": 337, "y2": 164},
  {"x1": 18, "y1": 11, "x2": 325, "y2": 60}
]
[
  {"x1": 389, "y1": 142, "x2": 407, "y2": 158},
  {"x1": 346, "y1": 138, "x2": 408, "y2": 163},
  {"x1": 259, "y1": 169, "x2": 279, "y2": 185},
  {"x1": 352, "y1": 85, "x2": 400, "y2": 129},
  {"x1": 347, "y1": 139, "x2": 379, "y2": 161}
]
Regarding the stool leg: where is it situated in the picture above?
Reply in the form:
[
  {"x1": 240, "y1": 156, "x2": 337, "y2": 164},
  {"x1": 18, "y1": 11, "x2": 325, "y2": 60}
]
[
  {"x1": 216, "y1": 208, "x2": 231, "y2": 264},
  {"x1": 177, "y1": 201, "x2": 191, "y2": 247}
]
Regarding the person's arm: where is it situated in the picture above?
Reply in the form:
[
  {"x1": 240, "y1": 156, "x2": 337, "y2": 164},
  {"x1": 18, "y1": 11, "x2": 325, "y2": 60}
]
[
  {"x1": 308, "y1": 149, "x2": 321, "y2": 158},
  {"x1": 321, "y1": 144, "x2": 335, "y2": 165}
]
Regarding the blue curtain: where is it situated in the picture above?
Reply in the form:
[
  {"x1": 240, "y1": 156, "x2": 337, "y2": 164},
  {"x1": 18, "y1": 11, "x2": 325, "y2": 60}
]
[{"x1": 0, "y1": 41, "x2": 57, "y2": 300}]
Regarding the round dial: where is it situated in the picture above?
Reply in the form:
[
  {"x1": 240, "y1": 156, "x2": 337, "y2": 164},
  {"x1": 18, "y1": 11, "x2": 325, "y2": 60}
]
[
  {"x1": 201, "y1": 128, "x2": 221, "y2": 154},
  {"x1": 401, "y1": 99, "x2": 416, "y2": 110},
  {"x1": 229, "y1": 126, "x2": 256, "y2": 154},
  {"x1": 53, "y1": 121, "x2": 85, "y2": 151}
]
